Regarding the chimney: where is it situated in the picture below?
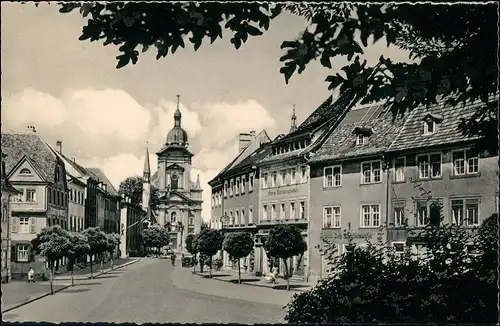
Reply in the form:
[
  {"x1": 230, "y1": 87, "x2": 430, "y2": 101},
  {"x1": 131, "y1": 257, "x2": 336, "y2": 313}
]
[
  {"x1": 56, "y1": 140, "x2": 63, "y2": 154},
  {"x1": 71, "y1": 157, "x2": 76, "y2": 163},
  {"x1": 238, "y1": 132, "x2": 252, "y2": 153},
  {"x1": 250, "y1": 130, "x2": 256, "y2": 137}
]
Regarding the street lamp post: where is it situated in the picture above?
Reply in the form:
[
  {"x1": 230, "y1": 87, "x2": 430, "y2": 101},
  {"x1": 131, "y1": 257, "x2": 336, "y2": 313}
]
[{"x1": 178, "y1": 221, "x2": 185, "y2": 253}]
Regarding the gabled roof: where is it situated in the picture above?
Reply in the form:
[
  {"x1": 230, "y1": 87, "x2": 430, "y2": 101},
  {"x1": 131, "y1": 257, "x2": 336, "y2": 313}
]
[
  {"x1": 310, "y1": 103, "x2": 404, "y2": 163},
  {"x1": 85, "y1": 167, "x2": 119, "y2": 196},
  {"x1": 1, "y1": 133, "x2": 59, "y2": 182},
  {"x1": 156, "y1": 144, "x2": 194, "y2": 157},
  {"x1": 387, "y1": 93, "x2": 499, "y2": 153}
]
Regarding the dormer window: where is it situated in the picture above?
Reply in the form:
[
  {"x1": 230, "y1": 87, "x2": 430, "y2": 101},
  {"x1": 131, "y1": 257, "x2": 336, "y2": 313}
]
[
  {"x1": 353, "y1": 127, "x2": 373, "y2": 146},
  {"x1": 422, "y1": 113, "x2": 443, "y2": 135},
  {"x1": 19, "y1": 168, "x2": 32, "y2": 175}
]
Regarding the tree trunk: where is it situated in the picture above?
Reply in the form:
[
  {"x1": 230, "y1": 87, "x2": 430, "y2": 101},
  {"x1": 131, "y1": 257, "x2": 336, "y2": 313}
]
[
  {"x1": 209, "y1": 256, "x2": 213, "y2": 278},
  {"x1": 49, "y1": 265, "x2": 54, "y2": 295},
  {"x1": 237, "y1": 259, "x2": 241, "y2": 284},
  {"x1": 89, "y1": 255, "x2": 94, "y2": 279},
  {"x1": 283, "y1": 259, "x2": 290, "y2": 291},
  {"x1": 71, "y1": 268, "x2": 74, "y2": 287},
  {"x1": 100, "y1": 256, "x2": 104, "y2": 271}
]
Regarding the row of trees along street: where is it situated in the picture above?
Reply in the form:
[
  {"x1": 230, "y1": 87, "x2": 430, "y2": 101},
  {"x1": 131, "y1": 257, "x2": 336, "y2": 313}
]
[
  {"x1": 184, "y1": 224, "x2": 307, "y2": 291},
  {"x1": 31, "y1": 226, "x2": 120, "y2": 294},
  {"x1": 59, "y1": 2, "x2": 498, "y2": 323}
]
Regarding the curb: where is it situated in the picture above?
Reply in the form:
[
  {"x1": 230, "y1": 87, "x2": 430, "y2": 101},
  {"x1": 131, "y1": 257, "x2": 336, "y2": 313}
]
[
  {"x1": 194, "y1": 272, "x2": 311, "y2": 293},
  {"x1": 51, "y1": 259, "x2": 141, "y2": 281},
  {"x1": 1, "y1": 259, "x2": 141, "y2": 314}
]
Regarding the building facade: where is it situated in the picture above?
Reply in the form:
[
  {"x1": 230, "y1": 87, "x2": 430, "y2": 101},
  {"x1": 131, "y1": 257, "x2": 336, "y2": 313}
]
[
  {"x1": 151, "y1": 96, "x2": 203, "y2": 252},
  {"x1": 87, "y1": 168, "x2": 121, "y2": 234},
  {"x1": 119, "y1": 196, "x2": 145, "y2": 257},
  {"x1": 2, "y1": 153, "x2": 19, "y2": 283},
  {"x1": 208, "y1": 130, "x2": 272, "y2": 270},
  {"x1": 1, "y1": 131, "x2": 69, "y2": 276}
]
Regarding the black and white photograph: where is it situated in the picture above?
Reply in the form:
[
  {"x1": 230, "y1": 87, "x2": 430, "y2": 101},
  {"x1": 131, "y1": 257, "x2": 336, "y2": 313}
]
[{"x1": 1, "y1": 1, "x2": 498, "y2": 324}]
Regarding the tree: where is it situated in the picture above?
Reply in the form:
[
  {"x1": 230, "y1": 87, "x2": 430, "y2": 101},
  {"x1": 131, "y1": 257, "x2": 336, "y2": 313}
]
[
  {"x1": 195, "y1": 228, "x2": 224, "y2": 278},
  {"x1": 222, "y1": 232, "x2": 254, "y2": 284},
  {"x1": 66, "y1": 231, "x2": 90, "y2": 287},
  {"x1": 200, "y1": 221, "x2": 209, "y2": 231},
  {"x1": 284, "y1": 219, "x2": 497, "y2": 324},
  {"x1": 263, "y1": 225, "x2": 307, "y2": 291},
  {"x1": 141, "y1": 224, "x2": 170, "y2": 256},
  {"x1": 105, "y1": 233, "x2": 120, "y2": 269},
  {"x1": 81, "y1": 227, "x2": 109, "y2": 278},
  {"x1": 35, "y1": 225, "x2": 72, "y2": 294},
  {"x1": 185, "y1": 233, "x2": 199, "y2": 273},
  {"x1": 60, "y1": 3, "x2": 498, "y2": 154},
  {"x1": 118, "y1": 175, "x2": 161, "y2": 211}
]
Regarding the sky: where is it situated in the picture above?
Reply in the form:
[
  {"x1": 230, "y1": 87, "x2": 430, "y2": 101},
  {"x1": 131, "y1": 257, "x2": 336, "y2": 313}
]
[{"x1": 1, "y1": 3, "x2": 411, "y2": 221}]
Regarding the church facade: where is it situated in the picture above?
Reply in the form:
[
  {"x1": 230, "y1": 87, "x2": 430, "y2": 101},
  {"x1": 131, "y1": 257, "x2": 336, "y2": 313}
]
[{"x1": 146, "y1": 95, "x2": 203, "y2": 253}]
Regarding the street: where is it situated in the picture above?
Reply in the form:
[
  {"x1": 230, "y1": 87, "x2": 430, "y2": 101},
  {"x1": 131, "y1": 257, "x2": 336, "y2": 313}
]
[{"x1": 2, "y1": 259, "x2": 289, "y2": 323}]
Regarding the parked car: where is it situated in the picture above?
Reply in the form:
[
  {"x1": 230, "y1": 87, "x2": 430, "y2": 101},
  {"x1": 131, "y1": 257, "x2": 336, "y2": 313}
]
[{"x1": 181, "y1": 254, "x2": 195, "y2": 267}]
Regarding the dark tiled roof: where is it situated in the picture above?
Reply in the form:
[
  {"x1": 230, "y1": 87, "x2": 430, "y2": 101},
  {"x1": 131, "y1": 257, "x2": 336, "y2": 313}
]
[
  {"x1": 387, "y1": 94, "x2": 499, "y2": 152},
  {"x1": 1, "y1": 133, "x2": 58, "y2": 182},
  {"x1": 310, "y1": 103, "x2": 404, "y2": 163},
  {"x1": 85, "y1": 167, "x2": 119, "y2": 196},
  {"x1": 211, "y1": 143, "x2": 273, "y2": 183}
]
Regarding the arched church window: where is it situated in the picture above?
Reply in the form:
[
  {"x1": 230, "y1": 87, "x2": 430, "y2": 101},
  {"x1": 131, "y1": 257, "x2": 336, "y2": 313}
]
[
  {"x1": 171, "y1": 212, "x2": 177, "y2": 224},
  {"x1": 20, "y1": 168, "x2": 32, "y2": 175},
  {"x1": 171, "y1": 173, "x2": 179, "y2": 190}
]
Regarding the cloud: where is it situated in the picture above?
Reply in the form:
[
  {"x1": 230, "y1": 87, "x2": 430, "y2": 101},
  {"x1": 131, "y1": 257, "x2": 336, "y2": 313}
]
[{"x1": 2, "y1": 87, "x2": 277, "y2": 221}]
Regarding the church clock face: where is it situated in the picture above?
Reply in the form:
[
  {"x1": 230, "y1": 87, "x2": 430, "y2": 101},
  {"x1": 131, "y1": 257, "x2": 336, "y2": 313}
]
[
  {"x1": 171, "y1": 173, "x2": 179, "y2": 189},
  {"x1": 171, "y1": 173, "x2": 178, "y2": 181}
]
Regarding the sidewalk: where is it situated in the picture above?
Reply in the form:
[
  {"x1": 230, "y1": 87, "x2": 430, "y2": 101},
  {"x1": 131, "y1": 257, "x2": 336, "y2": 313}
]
[
  {"x1": 1, "y1": 258, "x2": 140, "y2": 313},
  {"x1": 53, "y1": 258, "x2": 135, "y2": 280},
  {"x1": 193, "y1": 268, "x2": 316, "y2": 292}
]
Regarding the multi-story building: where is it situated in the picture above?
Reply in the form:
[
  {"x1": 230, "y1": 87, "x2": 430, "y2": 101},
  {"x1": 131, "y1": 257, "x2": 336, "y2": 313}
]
[
  {"x1": 208, "y1": 130, "x2": 272, "y2": 270},
  {"x1": 119, "y1": 195, "x2": 145, "y2": 257},
  {"x1": 151, "y1": 96, "x2": 203, "y2": 252},
  {"x1": 385, "y1": 95, "x2": 499, "y2": 250},
  {"x1": 86, "y1": 168, "x2": 121, "y2": 234},
  {"x1": 2, "y1": 153, "x2": 20, "y2": 283},
  {"x1": 307, "y1": 94, "x2": 499, "y2": 281},
  {"x1": 308, "y1": 101, "x2": 404, "y2": 282},
  {"x1": 1, "y1": 130, "x2": 69, "y2": 275}
]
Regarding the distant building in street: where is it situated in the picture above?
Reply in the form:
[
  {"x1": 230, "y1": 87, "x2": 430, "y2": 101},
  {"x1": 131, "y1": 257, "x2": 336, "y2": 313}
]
[
  {"x1": 1, "y1": 153, "x2": 20, "y2": 283},
  {"x1": 119, "y1": 196, "x2": 145, "y2": 257},
  {"x1": 208, "y1": 130, "x2": 272, "y2": 271},
  {"x1": 150, "y1": 95, "x2": 203, "y2": 252},
  {"x1": 1, "y1": 130, "x2": 69, "y2": 276},
  {"x1": 86, "y1": 168, "x2": 121, "y2": 234}
]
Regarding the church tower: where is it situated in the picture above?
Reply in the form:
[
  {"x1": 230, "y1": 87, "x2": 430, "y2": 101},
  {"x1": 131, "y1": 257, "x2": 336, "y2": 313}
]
[
  {"x1": 142, "y1": 142, "x2": 151, "y2": 216},
  {"x1": 289, "y1": 104, "x2": 298, "y2": 133}
]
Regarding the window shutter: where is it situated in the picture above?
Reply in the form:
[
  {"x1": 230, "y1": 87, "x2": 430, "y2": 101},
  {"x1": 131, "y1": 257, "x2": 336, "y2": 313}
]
[
  {"x1": 30, "y1": 217, "x2": 37, "y2": 233},
  {"x1": 28, "y1": 246, "x2": 35, "y2": 262},
  {"x1": 11, "y1": 217, "x2": 18, "y2": 233},
  {"x1": 11, "y1": 245, "x2": 17, "y2": 262}
]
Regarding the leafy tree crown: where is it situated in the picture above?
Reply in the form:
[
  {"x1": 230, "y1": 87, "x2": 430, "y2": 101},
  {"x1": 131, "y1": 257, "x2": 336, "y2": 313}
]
[
  {"x1": 263, "y1": 224, "x2": 307, "y2": 260},
  {"x1": 222, "y1": 232, "x2": 254, "y2": 260}
]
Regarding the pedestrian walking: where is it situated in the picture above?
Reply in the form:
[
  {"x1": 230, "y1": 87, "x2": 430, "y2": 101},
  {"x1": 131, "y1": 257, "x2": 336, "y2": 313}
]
[
  {"x1": 27, "y1": 266, "x2": 35, "y2": 283},
  {"x1": 171, "y1": 252, "x2": 176, "y2": 266}
]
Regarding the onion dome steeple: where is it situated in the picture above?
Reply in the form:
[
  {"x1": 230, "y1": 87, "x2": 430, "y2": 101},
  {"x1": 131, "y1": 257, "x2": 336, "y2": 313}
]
[{"x1": 166, "y1": 95, "x2": 189, "y2": 146}]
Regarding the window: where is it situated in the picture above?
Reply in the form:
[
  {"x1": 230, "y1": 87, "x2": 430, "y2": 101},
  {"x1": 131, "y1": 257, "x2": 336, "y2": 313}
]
[
  {"x1": 241, "y1": 209, "x2": 246, "y2": 225},
  {"x1": 170, "y1": 212, "x2": 177, "y2": 224},
  {"x1": 19, "y1": 217, "x2": 30, "y2": 233},
  {"x1": 290, "y1": 202, "x2": 296, "y2": 219},
  {"x1": 249, "y1": 207, "x2": 254, "y2": 224},
  {"x1": 324, "y1": 165, "x2": 342, "y2": 187},
  {"x1": 15, "y1": 191, "x2": 24, "y2": 202},
  {"x1": 224, "y1": 181, "x2": 228, "y2": 197},
  {"x1": 452, "y1": 150, "x2": 479, "y2": 176},
  {"x1": 393, "y1": 203, "x2": 405, "y2": 227},
  {"x1": 360, "y1": 204, "x2": 380, "y2": 227},
  {"x1": 235, "y1": 178, "x2": 240, "y2": 195},
  {"x1": 271, "y1": 172, "x2": 277, "y2": 187},
  {"x1": 241, "y1": 175, "x2": 246, "y2": 194},
  {"x1": 361, "y1": 160, "x2": 381, "y2": 184},
  {"x1": 300, "y1": 201, "x2": 305, "y2": 219},
  {"x1": 262, "y1": 173, "x2": 269, "y2": 189},
  {"x1": 451, "y1": 198, "x2": 479, "y2": 226},
  {"x1": 356, "y1": 134, "x2": 368, "y2": 145},
  {"x1": 290, "y1": 168, "x2": 296, "y2": 185},
  {"x1": 19, "y1": 168, "x2": 32, "y2": 175},
  {"x1": 393, "y1": 242, "x2": 405, "y2": 254},
  {"x1": 424, "y1": 120, "x2": 435, "y2": 135},
  {"x1": 229, "y1": 211, "x2": 234, "y2": 225},
  {"x1": 393, "y1": 157, "x2": 406, "y2": 182},
  {"x1": 271, "y1": 204, "x2": 277, "y2": 220},
  {"x1": 301, "y1": 167, "x2": 307, "y2": 183},
  {"x1": 189, "y1": 216, "x2": 194, "y2": 226},
  {"x1": 249, "y1": 173, "x2": 254, "y2": 192},
  {"x1": 416, "y1": 200, "x2": 428, "y2": 226},
  {"x1": 323, "y1": 206, "x2": 341, "y2": 228},
  {"x1": 417, "y1": 154, "x2": 441, "y2": 179},
  {"x1": 17, "y1": 245, "x2": 30, "y2": 262},
  {"x1": 281, "y1": 170, "x2": 287, "y2": 186},
  {"x1": 211, "y1": 195, "x2": 215, "y2": 208},
  {"x1": 262, "y1": 205, "x2": 268, "y2": 221},
  {"x1": 235, "y1": 210, "x2": 240, "y2": 225},
  {"x1": 230, "y1": 179, "x2": 234, "y2": 196},
  {"x1": 280, "y1": 203, "x2": 286, "y2": 219}
]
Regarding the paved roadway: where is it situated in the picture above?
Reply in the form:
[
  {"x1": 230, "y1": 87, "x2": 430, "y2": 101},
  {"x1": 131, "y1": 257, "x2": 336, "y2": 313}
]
[{"x1": 2, "y1": 259, "x2": 292, "y2": 323}]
